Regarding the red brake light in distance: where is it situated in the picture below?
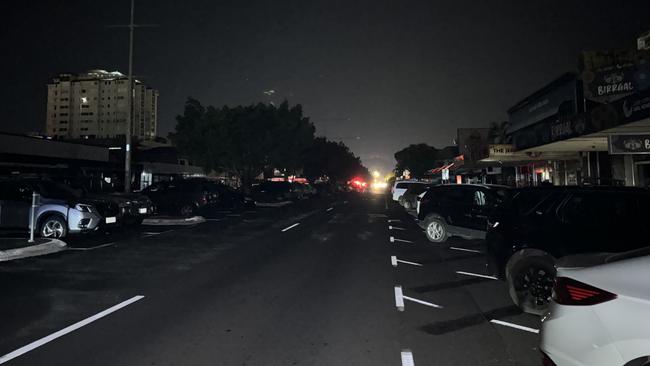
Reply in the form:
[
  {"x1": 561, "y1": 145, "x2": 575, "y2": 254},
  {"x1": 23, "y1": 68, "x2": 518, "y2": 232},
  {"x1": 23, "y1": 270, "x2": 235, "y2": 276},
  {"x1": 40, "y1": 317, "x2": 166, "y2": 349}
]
[{"x1": 553, "y1": 277, "x2": 617, "y2": 306}]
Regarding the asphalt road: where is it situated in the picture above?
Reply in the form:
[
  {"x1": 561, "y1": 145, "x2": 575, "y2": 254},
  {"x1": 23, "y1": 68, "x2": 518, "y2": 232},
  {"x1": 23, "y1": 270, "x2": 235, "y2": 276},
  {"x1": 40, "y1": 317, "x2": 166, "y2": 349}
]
[{"x1": 0, "y1": 193, "x2": 541, "y2": 365}]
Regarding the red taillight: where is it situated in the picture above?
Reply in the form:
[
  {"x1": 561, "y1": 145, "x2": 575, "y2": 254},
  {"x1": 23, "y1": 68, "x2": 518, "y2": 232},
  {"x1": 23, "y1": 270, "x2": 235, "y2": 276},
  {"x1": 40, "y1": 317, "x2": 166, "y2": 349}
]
[
  {"x1": 541, "y1": 352, "x2": 557, "y2": 366},
  {"x1": 553, "y1": 277, "x2": 617, "y2": 306}
]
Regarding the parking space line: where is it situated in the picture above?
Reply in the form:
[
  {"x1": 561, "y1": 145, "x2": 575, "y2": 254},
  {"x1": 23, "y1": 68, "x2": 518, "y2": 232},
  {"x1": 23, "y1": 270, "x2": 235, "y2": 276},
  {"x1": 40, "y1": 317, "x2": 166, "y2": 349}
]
[
  {"x1": 388, "y1": 225, "x2": 406, "y2": 230},
  {"x1": 394, "y1": 286, "x2": 405, "y2": 311},
  {"x1": 449, "y1": 246, "x2": 481, "y2": 253},
  {"x1": 401, "y1": 350, "x2": 415, "y2": 366},
  {"x1": 456, "y1": 271, "x2": 498, "y2": 280},
  {"x1": 326, "y1": 207, "x2": 334, "y2": 212},
  {"x1": 391, "y1": 256, "x2": 422, "y2": 267},
  {"x1": 403, "y1": 295, "x2": 443, "y2": 309},
  {"x1": 0, "y1": 295, "x2": 145, "y2": 364},
  {"x1": 490, "y1": 319, "x2": 539, "y2": 334},
  {"x1": 281, "y1": 223, "x2": 300, "y2": 232},
  {"x1": 390, "y1": 236, "x2": 413, "y2": 243},
  {"x1": 388, "y1": 219, "x2": 401, "y2": 223}
]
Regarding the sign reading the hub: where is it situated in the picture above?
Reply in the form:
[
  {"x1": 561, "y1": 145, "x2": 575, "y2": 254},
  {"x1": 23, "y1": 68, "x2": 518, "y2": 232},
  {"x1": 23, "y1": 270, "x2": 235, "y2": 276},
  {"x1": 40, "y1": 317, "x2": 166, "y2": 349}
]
[{"x1": 609, "y1": 134, "x2": 650, "y2": 154}]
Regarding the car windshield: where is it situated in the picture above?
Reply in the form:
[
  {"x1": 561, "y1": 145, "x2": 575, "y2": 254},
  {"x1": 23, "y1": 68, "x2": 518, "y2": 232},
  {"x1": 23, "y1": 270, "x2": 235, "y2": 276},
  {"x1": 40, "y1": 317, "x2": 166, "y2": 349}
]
[{"x1": 37, "y1": 181, "x2": 83, "y2": 199}]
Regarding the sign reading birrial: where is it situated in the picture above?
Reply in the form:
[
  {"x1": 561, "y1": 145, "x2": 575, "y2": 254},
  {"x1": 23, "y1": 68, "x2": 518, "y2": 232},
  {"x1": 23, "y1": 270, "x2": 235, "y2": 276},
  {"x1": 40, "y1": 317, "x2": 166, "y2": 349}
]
[
  {"x1": 609, "y1": 134, "x2": 650, "y2": 155},
  {"x1": 581, "y1": 49, "x2": 650, "y2": 102}
]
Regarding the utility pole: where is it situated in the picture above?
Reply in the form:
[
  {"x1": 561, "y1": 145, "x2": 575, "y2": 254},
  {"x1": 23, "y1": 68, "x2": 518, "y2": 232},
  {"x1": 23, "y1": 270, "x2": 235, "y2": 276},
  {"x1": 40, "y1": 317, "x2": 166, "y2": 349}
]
[{"x1": 124, "y1": 0, "x2": 135, "y2": 193}]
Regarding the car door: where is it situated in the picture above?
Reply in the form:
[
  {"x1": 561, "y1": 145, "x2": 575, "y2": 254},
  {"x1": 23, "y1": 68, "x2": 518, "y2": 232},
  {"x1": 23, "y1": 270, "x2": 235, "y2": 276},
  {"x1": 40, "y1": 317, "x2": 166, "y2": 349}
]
[
  {"x1": 467, "y1": 187, "x2": 490, "y2": 231},
  {"x1": 440, "y1": 186, "x2": 471, "y2": 228},
  {"x1": 0, "y1": 182, "x2": 31, "y2": 229}
]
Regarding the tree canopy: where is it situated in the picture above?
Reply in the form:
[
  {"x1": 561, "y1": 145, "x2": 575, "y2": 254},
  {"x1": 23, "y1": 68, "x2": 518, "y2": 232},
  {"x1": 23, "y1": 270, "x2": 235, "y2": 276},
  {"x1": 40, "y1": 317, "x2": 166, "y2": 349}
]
[
  {"x1": 394, "y1": 143, "x2": 440, "y2": 179},
  {"x1": 303, "y1": 137, "x2": 369, "y2": 182}
]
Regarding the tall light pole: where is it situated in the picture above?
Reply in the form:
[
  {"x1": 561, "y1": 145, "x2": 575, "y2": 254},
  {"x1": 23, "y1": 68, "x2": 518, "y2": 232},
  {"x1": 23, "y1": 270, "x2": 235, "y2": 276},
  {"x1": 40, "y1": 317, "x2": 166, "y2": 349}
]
[{"x1": 124, "y1": 0, "x2": 135, "y2": 193}]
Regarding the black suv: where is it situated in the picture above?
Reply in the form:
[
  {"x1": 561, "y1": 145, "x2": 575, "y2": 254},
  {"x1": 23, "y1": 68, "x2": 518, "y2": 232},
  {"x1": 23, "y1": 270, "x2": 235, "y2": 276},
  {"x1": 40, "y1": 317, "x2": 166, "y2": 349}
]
[
  {"x1": 486, "y1": 186, "x2": 650, "y2": 315},
  {"x1": 141, "y1": 179, "x2": 218, "y2": 216},
  {"x1": 417, "y1": 184, "x2": 509, "y2": 243}
]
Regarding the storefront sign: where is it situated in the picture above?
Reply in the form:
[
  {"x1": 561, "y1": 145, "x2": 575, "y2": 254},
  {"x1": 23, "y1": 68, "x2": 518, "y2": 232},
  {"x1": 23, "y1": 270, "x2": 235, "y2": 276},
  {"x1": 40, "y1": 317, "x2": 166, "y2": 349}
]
[
  {"x1": 488, "y1": 144, "x2": 514, "y2": 157},
  {"x1": 609, "y1": 134, "x2": 650, "y2": 154},
  {"x1": 581, "y1": 49, "x2": 650, "y2": 101}
]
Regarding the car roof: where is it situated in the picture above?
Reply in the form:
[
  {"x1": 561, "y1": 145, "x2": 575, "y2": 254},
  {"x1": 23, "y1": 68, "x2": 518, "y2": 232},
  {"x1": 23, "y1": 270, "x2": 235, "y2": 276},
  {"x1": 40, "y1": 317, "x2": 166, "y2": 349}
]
[{"x1": 513, "y1": 185, "x2": 648, "y2": 193}]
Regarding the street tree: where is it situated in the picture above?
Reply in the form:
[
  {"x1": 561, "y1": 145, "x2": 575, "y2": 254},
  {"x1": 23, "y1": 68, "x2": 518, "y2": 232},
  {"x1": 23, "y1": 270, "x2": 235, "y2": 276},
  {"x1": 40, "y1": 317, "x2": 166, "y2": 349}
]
[{"x1": 394, "y1": 143, "x2": 439, "y2": 179}]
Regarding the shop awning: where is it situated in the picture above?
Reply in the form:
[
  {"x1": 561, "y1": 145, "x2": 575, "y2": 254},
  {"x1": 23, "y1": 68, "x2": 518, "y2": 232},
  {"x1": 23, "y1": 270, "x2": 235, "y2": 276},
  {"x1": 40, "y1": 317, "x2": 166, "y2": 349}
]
[{"x1": 429, "y1": 162, "x2": 455, "y2": 174}]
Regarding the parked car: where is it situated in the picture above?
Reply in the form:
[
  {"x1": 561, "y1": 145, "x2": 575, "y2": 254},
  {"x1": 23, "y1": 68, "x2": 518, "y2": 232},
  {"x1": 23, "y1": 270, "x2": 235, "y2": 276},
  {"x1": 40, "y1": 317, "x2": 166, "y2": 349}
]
[
  {"x1": 400, "y1": 183, "x2": 432, "y2": 210},
  {"x1": 252, "y1": 181, "x2": 295, "y2": 202},
  {"x1": 417, "y1": 184, "x2": 509, "y2": 243},
  {"x1": 390, "y1": 180, "x2": 421, "y2": 201},
  {"x1": 540, "y1": 248, "x2": 650, "y2": 366},
  {"x1": 485, "y1": 186, "x2": 650, "y2": 315},
  {"x1": 0, "y1": 179, "x2": 106, "y2": 238},
  {"x1": 208, "y1": 182, "x2": 255, "y2": 209},
  {"x1": 141, "y1": 179, "x2": 218, "y2": 216}
]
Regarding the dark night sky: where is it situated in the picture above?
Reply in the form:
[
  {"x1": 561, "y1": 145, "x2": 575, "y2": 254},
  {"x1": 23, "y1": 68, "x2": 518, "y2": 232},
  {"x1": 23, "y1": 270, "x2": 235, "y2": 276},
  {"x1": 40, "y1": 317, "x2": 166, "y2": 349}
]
[{"x1": 1, "y1": 1, "x2": 649, "y2": 172}]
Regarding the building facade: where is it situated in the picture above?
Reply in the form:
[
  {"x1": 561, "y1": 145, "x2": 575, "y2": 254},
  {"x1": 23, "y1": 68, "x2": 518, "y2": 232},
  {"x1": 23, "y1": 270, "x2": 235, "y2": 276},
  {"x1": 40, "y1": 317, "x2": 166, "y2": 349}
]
[{"x1": 46, "y1": 70, "x2": 158, "y2": 141}]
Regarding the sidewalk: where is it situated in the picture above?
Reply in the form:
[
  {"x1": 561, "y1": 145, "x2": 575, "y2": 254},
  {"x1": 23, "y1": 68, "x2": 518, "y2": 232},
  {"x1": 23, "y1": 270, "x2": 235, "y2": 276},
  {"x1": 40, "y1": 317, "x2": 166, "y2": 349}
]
[{"x1": 0, "y1": 237, "x2": 67, "y2": 262}]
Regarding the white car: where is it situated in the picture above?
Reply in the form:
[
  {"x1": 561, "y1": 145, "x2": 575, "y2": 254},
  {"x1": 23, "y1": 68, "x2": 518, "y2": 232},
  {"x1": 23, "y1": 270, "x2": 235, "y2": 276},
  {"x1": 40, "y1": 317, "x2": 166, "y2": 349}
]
[
  {"x1": 540, "y1": 249, "x2": 650, "y2": 366},
  {"x1": 391, "y1": 180, "x2": 421, "y2": 201}
]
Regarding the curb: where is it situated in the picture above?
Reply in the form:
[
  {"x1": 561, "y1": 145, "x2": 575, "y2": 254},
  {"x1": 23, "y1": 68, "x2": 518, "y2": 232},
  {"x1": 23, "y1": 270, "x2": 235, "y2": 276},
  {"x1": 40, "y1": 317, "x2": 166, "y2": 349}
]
[
  {"x1": 0, "y1": 239, "x2": 67, "y2": 262},
  {"x1": 142, "y1": 215, "x2": 206, "y2": 226}
]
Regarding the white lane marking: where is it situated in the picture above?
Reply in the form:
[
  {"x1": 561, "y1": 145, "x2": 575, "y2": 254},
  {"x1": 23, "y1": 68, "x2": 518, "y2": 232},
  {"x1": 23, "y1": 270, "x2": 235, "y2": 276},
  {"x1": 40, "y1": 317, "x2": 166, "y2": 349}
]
[
  {"x1": 389, "y1": 225, "x2": 406, "y2": 230},
  {"x1": 403, "y1": 295, "x2": 443, "y2": 309},
  {"x1": 490, "y1": 319, "x2": 539, "y2": 334},
  {"x1": 388, "y1": 219, "x2": 401, "y2": 223},
  {"x1": 456, "y1": 271, "x2": 498, "y2": 280},
  {"x1": 449, "y1": 246, "x2": 482, "y2": 253},
  {"x1": 391, "y1": 256, "x2": 422, "y2": 267},
  {"x1": 0, "y1": 295, "x2": 145, "y2": 364},
  {"x1": 141, "y1": 230, "x2": 174, "y2": 236},
  {"x1": 281, "y1": 223, "x2": 300, "y2": 232},
  {"x1": 390, "y1": 236, "x2": 413, "y2": 243},
  {"x1": 343, "y1": 200, "x2": 349, "y2": 204},
  {"x1": 394, "y1": 286, "x2": 405, "y2": 312},
  {"x1": 205, "y1": 218, "x2": 224, "y2": 221},
  {"x1": 67, "y1": 242, "x2": 115, "y2": 251},
  {"x1": 326, "y1": 207, "x2": 334, "y2": 212},
  {"x1": 401, "y1": 350, "x2": 415, "y2": 366}
]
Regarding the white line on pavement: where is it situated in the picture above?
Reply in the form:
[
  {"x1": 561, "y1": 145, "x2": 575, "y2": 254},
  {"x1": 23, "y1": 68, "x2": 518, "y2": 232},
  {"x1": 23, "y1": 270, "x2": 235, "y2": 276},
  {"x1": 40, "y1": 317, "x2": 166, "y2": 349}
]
[
  {"x1": 389, "y1": 225, "x2": 406, "y2": 230},
  {"x1": 0, "y1": 295, "x2": 145, "y2": 364},
  {"x1": 490, "y1": 319, "x2": 539, "y2": 334},
  {"x1": 403, "y1": 295, "x2": 443, "y2": 309},
  {"x1": 394, "y1": 286, "x2": 405, "y2": 312},
  {"x1": 456, "y1": 271, "x2": 498, "y2": 280},
  {"x1": 205, "y1": 218, "x2": 224, "y2": 221},
  {"x1": 390, "y1": 236, "x2": 413, "y2": 244},
  {"x1": 281, "y1": 223, "x2": 300, "y2": 232},
  {"x1": 401, "y1": 350, "x2": 415, "y2": 366},
  {"x1": 449, "y1": 246, "x2": 482, "y2": 253},
  {"x1": 391, "y1": 256, "x2": 422, "y2": 267},
  {"x1": 326, "y1": 207, "x2": 334, "y2": 212},
  {"x1": 388, "y1": 219, "x2": 401, "y2": 223},
  {"x1": 67, "y1": 242, "x2": 116, "y2": 251}
]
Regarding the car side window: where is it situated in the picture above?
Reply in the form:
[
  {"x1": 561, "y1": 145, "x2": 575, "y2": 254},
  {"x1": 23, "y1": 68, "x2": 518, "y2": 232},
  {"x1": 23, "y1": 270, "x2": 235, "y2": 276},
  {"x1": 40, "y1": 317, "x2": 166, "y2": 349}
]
[{"x1": 473, "y1": 190, "x2": 486, "y2": 206}]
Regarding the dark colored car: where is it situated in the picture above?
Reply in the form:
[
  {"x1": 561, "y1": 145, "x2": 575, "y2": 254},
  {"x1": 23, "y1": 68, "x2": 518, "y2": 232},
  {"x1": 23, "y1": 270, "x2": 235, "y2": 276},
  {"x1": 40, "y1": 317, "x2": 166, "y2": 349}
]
[
  {"x1": 252, "y1": 181, "x2": 295, "y2": 202},
  {"x1": 141, "y1": 179, "x2": 218, "y2": 216},
  {"x1": 400, "y1": 183, "x2": 431, "y2": 210},
  {"x1": 417, "y1": 184, "x2": 509, "y2": 243},
  {"x1": 485, "y1": 186, "x2": 650, "y2": 315},
  {"x1": 208, "y1": 182, "x2": 254, "y2": 209}
]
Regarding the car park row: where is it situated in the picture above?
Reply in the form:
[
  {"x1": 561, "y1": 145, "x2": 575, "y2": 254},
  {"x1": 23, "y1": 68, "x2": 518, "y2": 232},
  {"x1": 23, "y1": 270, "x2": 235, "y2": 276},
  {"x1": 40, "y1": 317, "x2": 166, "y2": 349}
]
[{"x1": 391, "y1": 179, "x2": 650, "y2": 366}]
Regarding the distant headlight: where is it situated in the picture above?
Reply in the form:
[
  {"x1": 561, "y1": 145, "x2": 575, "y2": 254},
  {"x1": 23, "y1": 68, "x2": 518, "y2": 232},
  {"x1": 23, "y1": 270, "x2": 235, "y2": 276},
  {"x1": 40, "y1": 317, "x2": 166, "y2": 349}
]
[
  {"x1": 75, "y1": 204, "x2": 94, "y2": 213},
  {"x1": 371, "y1": 182, "x2": 388, "y2": 189}
]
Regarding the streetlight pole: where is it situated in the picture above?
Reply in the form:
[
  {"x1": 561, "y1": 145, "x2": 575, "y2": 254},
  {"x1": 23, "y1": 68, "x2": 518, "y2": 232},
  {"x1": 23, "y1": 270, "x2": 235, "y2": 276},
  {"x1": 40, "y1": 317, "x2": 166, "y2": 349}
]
[{"x1": 124, "y1": 0, "x2": 135, "y2": 193}]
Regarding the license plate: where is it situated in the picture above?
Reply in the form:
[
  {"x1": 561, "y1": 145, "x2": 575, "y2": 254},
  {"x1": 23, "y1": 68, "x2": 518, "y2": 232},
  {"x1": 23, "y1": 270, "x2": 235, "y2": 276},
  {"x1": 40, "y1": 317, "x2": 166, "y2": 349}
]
[
  {"x1": 139, "y1": 208, "x2": 147, "y2": 214},
  {"x1": 105, "y1": 216, "x2": 117, "y2": 224}
]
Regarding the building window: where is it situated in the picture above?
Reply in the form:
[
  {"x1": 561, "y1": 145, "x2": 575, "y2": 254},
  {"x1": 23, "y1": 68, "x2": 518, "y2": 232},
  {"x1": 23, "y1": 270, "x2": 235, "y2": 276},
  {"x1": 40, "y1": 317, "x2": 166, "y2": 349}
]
[
  {"x1": 58, "y1": 128, "x2": 68, "y2": 132},
  {"x1": 81, "y1": 112, "x2": 94, "y2": 116},
  {"x1": 60, "y1": 105, "x2": 68, "y2": 109},
  {"x1": 59, "y1": 121, "x2": 68, "y2": 124},
  {"x1": 59, "y1": 113, "x2": 68, "y2": 116},
  {"x1": 81, "y1": 105, "x2": 90, "y2": 109}
]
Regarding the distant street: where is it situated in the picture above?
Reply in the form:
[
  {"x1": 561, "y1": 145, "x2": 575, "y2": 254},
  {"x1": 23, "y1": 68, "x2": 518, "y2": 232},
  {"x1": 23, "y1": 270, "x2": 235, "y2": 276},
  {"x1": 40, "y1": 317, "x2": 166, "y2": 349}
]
[{"x1": 0, "y1": 194, "x2": 540, "y2": 366}]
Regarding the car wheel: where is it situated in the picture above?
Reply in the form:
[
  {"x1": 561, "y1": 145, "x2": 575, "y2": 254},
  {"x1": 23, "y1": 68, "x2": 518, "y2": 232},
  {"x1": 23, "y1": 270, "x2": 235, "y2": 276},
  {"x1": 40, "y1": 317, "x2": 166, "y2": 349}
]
[
  {"x1": 424, "y1": 216, "x2": 447, "y2": 243},
  {"x1": 179, "y1": 204, "x2": 196, "y2": 217},
  {"x1": 404, "y1": 200, "x2": 412, "y2": 210},
  {"x1": 398, "y1": 196, "x2": 405, "y2": 206},
  {"x1": 507, "y1": 255, "x2": 556, "y2": 315},
  {"x1": 40, "y1": 215, "x2": 67, "y2": 238}
]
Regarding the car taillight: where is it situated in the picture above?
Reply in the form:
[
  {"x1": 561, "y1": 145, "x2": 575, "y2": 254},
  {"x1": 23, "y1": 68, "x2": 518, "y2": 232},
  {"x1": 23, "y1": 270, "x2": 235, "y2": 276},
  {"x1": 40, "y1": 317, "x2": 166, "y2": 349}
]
[
  {"x1": 541, "y1": 352, "x2": 557, "y2": 366},
  {"x1": 553, "y1": 277, "x2": 617, "y2": 306}
]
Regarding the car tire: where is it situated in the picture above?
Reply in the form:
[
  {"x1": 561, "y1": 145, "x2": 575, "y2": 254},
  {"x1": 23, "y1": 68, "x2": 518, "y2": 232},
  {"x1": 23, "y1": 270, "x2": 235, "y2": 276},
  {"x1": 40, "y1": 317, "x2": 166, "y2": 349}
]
[
  {"x1": 404, "y1": 200, "x2": 412, "y2": 210},
  {"x1": 506, "y1": 254, "x2": 556, "y2": 315},
  {"x1": 424, "y1": 215, "x2": 447, "y2": 243},
  {"x1": 179, "y1": 203, "x2": 197, "y2": 217},
  {"x1": 39, "y1": 214, "x2": 68, "y2": 239}
]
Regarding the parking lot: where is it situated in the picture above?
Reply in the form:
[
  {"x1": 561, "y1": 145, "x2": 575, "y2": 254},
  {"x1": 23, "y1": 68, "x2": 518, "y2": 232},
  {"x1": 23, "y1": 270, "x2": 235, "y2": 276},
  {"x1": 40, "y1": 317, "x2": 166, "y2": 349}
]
[{"x1": 0, "y1": 192, "x2": 542, "y2": 365}]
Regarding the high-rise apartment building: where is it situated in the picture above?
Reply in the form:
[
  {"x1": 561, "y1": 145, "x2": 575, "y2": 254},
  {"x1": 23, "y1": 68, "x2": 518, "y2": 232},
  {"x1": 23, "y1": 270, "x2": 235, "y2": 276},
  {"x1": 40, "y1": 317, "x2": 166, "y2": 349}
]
[{"x1": 46, "y1": 70, "x2": 159, "y2": 140}]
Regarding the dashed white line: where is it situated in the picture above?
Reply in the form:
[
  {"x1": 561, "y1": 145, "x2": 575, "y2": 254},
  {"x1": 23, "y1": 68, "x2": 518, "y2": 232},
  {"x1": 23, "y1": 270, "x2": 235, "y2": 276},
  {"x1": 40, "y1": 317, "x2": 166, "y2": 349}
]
[
  {"x1": 394, "y1": 285, "x2": 405, "y2": 311},
  {"x1": 456, "y1": 271, "x2": 498, "y2": 280},
  {"x1": 401, "y1": 350, "x2": 415, "y2": 366},
  {"x1": 326, "y1": 207, "x2": 334, "y2": 212},
  {"x1": 281, "y1": 223, "x2": 300, "y2": 232},
  {"x1": 388, "y1": 219, "x2": 401, "y2": 223},
  {"x1": 390, "y1": 236, "x2": 413, "y2": 244},
  {"x1": 490, "y1": 319, "x2": 539, "y2": 334},
  {"x1": 388, "y1": 225, "x2": 406, "y2": 230},
  {"x1": 403, "y1": 295, "x2": 443, "y2": 309},
  {"x1": 449, "y1": 246, "x2": 482, "y2": 253},
  {"x1": 0, "y1": 295, "x2": 145, "y2": 364},
  {"x1": 391, "y1": 256, "x2": 422, "y2": 267}
]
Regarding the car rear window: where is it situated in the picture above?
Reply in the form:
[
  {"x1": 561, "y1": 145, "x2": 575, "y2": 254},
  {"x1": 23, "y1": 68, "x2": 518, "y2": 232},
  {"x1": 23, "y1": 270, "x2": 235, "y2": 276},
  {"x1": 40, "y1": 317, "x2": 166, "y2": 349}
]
[{"x1": 396, "y1": 182, "x2": 411, "y2": 189}]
